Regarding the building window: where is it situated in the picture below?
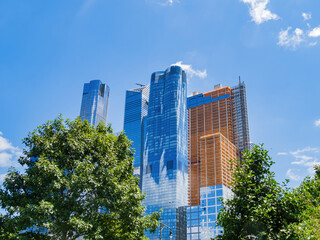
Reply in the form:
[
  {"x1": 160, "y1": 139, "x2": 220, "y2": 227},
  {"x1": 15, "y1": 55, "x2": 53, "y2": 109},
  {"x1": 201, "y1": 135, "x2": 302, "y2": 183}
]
[
  {"x1": 167, "y1": 160, "x2": 173, "y2": 170},
  {"x1": 146, "y1": 164, "x2": 152, "y2": 174}
]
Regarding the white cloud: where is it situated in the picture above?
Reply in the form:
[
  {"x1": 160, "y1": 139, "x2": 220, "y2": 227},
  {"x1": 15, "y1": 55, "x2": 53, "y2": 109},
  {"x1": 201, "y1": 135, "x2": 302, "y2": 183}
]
[
  {"x1": 281, "y1": 147, "x2": 320, "y2": 181},
  {"x1": 157, "y1": 0, "x2": 178, "y2": 6},
  {"x1": 302, "y1": 12, "x2": 312, "y2": 21},
  {"x1": 291, "y1": 147, "x2": 319, "y2": 155},
  {"x1": 286, "y1": 169, "x2": 301, "y2": 181},
  {"x1": 278, "y1": 27, "x2": 305, "y2": 49},
  {"x1": 307, "y1": 167, "x2": 316, "y2": 175},
  {"x1": 309, "y1": 41, "x2": 318, "y2": 47},
  {"x1": 241, "y1": 0, "x2": 279, "y2": 24},
  {"x1": 288, "y1": 147, "x2": 320, "y2": 172},
  {"x1": 0, "y1": 132, "x2": 16, "y2": 152},
  {"x1": 309, "y1": 26, "x2": 320, "y2": 38},
  {"x1": 0, "y1": 132, "x2": 21, "y2": 168},
  {"x1": 277, "y1": 152, "x2": 288, "y2": 156},
  {"x1": 315, "y1": 119, "x2": 320, "y2": 127},
  {"x1": 0, "y1": 173, "x2": 7, "y2": 182},
  {"x1": 171, "y1": 61, "x2": 207, "y2": 78},
  {"x1": 0, "y1": 152, "x2": 14, "y2": 167},
  {"x1": 291, "y1": 155, "x2": 313, "y2": 165}
]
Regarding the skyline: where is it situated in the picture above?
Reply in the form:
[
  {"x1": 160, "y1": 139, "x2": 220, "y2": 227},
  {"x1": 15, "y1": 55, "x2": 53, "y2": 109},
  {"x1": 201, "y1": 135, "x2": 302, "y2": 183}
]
[{"x1": 1, "y1": 0, "x2": 320, "y2": 188}]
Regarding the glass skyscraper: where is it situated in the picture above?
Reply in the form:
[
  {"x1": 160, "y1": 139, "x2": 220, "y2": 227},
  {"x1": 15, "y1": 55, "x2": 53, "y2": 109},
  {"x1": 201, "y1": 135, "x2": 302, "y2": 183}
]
[
  {"x1": 80, "y1": 80, "x2": 110, "y2": 125},
  {"x1": 142, "y1": 65, "x2": 188, "y2": 240},
  {"x1": 231, "y1": 80, "x2": 250, "y2": 154},
  {"x1": 123, "y1": 85, "x2": 150, "y2": 188},
  {"x1": 187, "y1": 82, "x2": 249, "y2": 240}
]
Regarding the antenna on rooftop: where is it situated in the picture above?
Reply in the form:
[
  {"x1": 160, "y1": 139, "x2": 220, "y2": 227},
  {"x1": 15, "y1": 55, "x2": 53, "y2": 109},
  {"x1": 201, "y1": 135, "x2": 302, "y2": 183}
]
[
  {"x1": 239, "y1": 76, "x2": 241, "y2": 85},
  {"x1": 136, "y1": 83, "x2": 145, "y2": 87}
]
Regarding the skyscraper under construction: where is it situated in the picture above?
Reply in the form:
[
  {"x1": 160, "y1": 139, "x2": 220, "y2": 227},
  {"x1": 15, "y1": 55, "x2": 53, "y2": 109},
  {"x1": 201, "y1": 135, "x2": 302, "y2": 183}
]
[{"x1": 187, "y1": 81, "x2": 249, "y2": 240}]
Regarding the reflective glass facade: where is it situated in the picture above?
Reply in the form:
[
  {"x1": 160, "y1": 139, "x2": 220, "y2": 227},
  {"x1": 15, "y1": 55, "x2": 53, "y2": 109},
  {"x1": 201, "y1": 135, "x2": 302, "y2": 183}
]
[
  {"x1": 143, "y1": 66, "x2": 188, "y2": 240},
  {"x1": 187, "y1": 83, "x2": 249, "y2": 239},
  {"x1": 124, "y1": 85, "x2": 150, "y2": 187},
  {"x1": 187, "y1": 185, "x2": 233, "y2": 240},
  {"x1": 231, "y1": 81, "x2": 250, "y2": 153},
  {"x1": 80, "y1": 80, "x2": 110, "y2": 125}
]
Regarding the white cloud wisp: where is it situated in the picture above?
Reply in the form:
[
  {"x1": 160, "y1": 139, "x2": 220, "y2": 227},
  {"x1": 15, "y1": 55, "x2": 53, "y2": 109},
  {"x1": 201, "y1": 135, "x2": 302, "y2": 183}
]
[
  {"x1": 171, "y1": 61, "x2": 207, "y2": 79},
  {"x1": 0, "y1": 173, "x2": 7, "y2": 182},
  {"x1": 277, "y1": 152, "x2": 288, "y2": 156},
  {"x1": 290, "y1": 147, "x2": 320, "y2": 178},
  {"x1": 157, "y1": 0, "x2": 178, "y2": 6},
  {"x1": 279, "y1": 147, "x2": 320, "y2": 181},
  {"x1": 278, "y1": 27, "x2": 305, "y2": 49},
  {"x1": 241, "y1": 0, "x2": 279, "y2": 24},
  {"x1": 0, "y1": 132, "x2": 21, "y2": 168},
  {"x1": 286, "y1": 169, "x2": 301, "y2": 181},
  {"x1": 302, "y1": 12, "x2": 312, "y2": 21},
  {"x1": 309, "y1": 26, "x2": 320, "y2": 38},
  {"x1": 315, "y1": 119, "x2": 320, "y2": 127}
]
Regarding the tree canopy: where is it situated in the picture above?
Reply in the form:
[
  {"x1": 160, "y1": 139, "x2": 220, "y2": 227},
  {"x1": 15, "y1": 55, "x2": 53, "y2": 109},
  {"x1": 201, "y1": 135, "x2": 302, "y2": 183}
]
[
  {"x1": 289, "y1": 165, "x2": 320, "y2": 239},
  {"x1": 216, "y1": 145, "x2": 299, "y2": 240},
  {"x1": 0, "y1": 116, "x2": 159, "y2": 240}
]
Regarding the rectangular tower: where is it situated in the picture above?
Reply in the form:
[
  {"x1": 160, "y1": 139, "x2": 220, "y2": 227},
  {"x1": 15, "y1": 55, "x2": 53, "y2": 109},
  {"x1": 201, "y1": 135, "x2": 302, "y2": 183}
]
[
  {"x1": 80, "y1": 80, "x2": 110, "y2": 126},
  {"x1": 187, "y1": 82, "x2": 249, "y2": 240},
  {"x1": 123, "y1": 85, "x2": 150, "y2": 188},
  {"x1": 231, "y1": 81, "x2": 250, "y2": 153},
  {"x1": 142, "y1": 65, "x2": 188, "y2": 240}
]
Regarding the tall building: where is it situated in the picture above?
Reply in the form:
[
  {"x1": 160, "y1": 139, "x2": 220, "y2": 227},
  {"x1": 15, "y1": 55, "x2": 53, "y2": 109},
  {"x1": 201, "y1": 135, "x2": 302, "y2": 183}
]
[
  {"x1": 231, "y1": 80, "x2": 250, "y2": 154},
  {"x1": 80, "y1": 80, "x2": 110, "y2": 125},
  {"x1": 187, "y1": 82, "x2": 249, "y2": 240},
  {"x1": 142, "y1": 65, "x2": 188, "y2": 240},
  {"x1": 123, "y1": 85, "x2": 150, "y2": 188}
]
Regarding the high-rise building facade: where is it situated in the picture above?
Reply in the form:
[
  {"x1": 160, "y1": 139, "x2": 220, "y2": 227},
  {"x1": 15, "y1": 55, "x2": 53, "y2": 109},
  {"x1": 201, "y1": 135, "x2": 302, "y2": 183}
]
[
  {"x1": 123, "y1": 85, "x2": 150, "y2": 187},
  {"x1": 142, "y1": 66, "x2": 188, "y2": 240},
  {"x1": 80, "y1": 80, "x2": 110, "y2": 125},
  {"x1": 187, "y1": 82, "x2": 249, "y2": 240},
  {"x1": 231, "y1": 81, "x2": 250, "y2": 153}
]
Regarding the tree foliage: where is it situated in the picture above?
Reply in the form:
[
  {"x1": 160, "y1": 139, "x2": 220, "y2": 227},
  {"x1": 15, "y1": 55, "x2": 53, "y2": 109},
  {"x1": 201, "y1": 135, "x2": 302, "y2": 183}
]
[
  {"x1": 0, "y1": 116, "x2": 160, "y2": 239},
  {"x1": 216, "y1": 145, "x2": 299, "y2": 240},
  {"x1": 289, "y1": 165, "x2": 320, "y2": 239}
]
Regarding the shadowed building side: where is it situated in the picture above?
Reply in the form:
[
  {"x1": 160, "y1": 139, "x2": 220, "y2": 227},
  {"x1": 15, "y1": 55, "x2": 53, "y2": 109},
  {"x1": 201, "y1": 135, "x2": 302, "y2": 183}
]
[
  {"x1": 123, "y1": 85, "x2": 150, "y2": 188},
  {"x1": 231, "y1": 80, "x2": 250, "y2": 154}
]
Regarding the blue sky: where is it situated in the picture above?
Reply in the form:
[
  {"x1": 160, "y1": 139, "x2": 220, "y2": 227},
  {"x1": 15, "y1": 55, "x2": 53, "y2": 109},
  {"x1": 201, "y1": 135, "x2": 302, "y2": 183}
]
[{"x1": 0, "y1": 0, "x2": 320, "y2": 188}]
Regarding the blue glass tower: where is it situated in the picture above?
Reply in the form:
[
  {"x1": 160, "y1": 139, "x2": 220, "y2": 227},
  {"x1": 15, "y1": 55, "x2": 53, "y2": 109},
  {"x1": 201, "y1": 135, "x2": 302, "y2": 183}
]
[
  {"x1": 80, "y1": 80, "x2": 110, "y2": 125},
  {"x1": 123, "y1": 85, "x2": 150, "y2": 188},
  {"x1": 142, "y1": 65, "x2": 188, "y2": 240}
]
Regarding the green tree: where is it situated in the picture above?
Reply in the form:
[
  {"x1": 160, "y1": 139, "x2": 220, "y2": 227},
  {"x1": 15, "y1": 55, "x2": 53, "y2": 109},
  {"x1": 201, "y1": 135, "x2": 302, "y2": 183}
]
[
  {"x1": 0, "y1": 116, "x2": 160, "y2": 240},
  {"x1": 289, "y1": 165, "x2": 320, "y2": 239},
  {"x1": 216, "y1": 145, "x2": 298, "y2": 240},
  {"x1": 0, "y1": 213, "x2": 18, "y2": 239}
]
